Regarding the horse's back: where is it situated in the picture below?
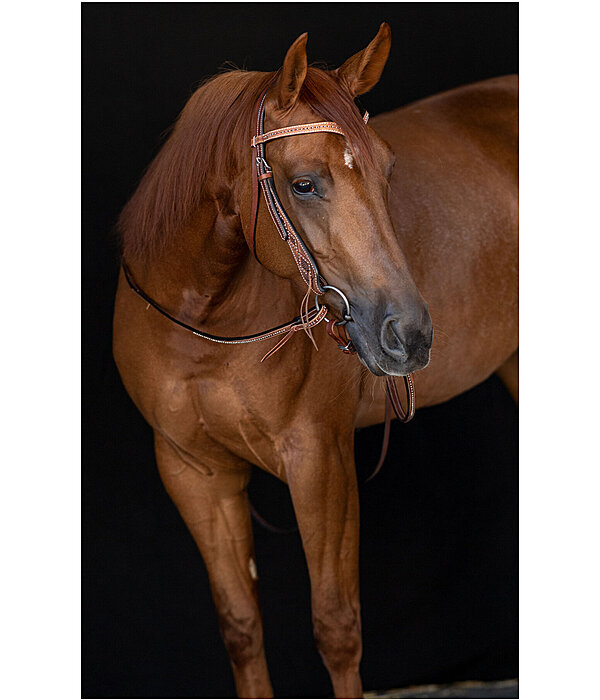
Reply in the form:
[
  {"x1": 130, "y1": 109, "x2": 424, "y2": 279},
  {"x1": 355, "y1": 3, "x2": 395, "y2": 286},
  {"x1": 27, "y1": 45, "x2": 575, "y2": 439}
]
[
  {"x1": 370, "y1": 76, "x2": 518, "y2": 408},
  {"x1": 373, "y1": 75, "x2": 517, "y2": 181},
  {"x1": 406, "y1": 74, "x2": 518, "y2": 177}
]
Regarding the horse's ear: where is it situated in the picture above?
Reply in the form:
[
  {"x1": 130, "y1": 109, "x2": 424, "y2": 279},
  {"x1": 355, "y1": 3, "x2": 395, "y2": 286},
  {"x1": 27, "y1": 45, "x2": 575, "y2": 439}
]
[
  {"x1": 276, "y1": 33, "x2": 308, "y2": 110},
  {"x1": 336, "y1": 22, "x2": 391, "y2": 96}
]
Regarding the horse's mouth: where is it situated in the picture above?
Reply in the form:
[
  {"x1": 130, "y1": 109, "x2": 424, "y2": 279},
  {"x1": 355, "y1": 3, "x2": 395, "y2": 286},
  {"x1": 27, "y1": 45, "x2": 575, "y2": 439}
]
[{"x1": 356, "y1": 347, "x2": 431, "y2": 377}]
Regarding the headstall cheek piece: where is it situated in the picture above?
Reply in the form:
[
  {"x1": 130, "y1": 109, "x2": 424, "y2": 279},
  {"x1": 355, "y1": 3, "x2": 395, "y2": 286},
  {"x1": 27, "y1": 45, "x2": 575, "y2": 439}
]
[
  {"x1": 249, "y1": 88, "x2": 370, "y2": 301},
  {"x1": 123, "y1": 86, "x2": 415, "y2": 424},
  {"x1": 248, "y1": 87, "x2": 367, "y2": 360}
]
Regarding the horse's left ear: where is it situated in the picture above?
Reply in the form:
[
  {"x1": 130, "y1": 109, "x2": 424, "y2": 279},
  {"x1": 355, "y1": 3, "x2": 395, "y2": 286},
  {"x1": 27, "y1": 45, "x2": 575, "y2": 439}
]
[{"x1": 336, "y1": 22, "x2": 391, "y2": 96}]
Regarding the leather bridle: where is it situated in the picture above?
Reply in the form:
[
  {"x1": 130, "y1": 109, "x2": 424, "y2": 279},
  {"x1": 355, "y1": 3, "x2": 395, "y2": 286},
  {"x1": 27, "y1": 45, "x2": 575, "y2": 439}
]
[
  {"x1": 123, "y1": 86, "x2": 415, "y2": 426},
  {"x1": 249, "y1": 87, "x2": 367, "y2": 296}
]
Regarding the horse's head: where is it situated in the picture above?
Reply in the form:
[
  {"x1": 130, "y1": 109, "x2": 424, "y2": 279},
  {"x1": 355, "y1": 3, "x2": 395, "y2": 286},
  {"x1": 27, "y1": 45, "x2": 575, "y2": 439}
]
[{"x1": 240, "y1": 24, "x2": 433, "y2": 376}]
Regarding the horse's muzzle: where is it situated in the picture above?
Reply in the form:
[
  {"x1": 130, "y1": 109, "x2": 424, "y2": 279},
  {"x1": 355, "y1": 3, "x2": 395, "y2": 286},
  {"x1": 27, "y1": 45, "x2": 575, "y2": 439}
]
[{"x1": 347, "y1": 302, "x2": 433, "y2": 376}]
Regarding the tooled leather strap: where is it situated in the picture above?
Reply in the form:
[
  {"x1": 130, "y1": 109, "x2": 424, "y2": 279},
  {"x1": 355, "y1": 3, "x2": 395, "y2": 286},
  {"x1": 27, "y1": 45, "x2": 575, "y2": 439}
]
[
  {"x1": 326, "y1": 319, "x2": 355, "y2": 353},
  {"x1": 251, "y1": 112, "x2": 368, "y2": 147},
  {"x1": 361, "y1": 375, "x2": 414, "y2": 483},
  {"x1": 365, "y1": 396, "x2": 392, "y2": 483},
  {"x1": 259, "y1": 169, "x2": 325, "y2": 292},
  {"x1": 252, "y1": 121, "x2": 345, "y2": 146},
  {"x1": 251, "y1": 94, "x2": 324, "y2": 293},
  {"x1": 385, "y1": 374, "x2": 416, "y2": 423}
]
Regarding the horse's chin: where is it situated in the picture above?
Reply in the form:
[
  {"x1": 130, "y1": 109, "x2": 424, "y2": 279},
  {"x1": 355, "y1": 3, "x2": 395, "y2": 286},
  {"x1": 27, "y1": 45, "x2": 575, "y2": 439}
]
[{"x1": 356, "y1": 353, "x2": 387, "y2": 376}]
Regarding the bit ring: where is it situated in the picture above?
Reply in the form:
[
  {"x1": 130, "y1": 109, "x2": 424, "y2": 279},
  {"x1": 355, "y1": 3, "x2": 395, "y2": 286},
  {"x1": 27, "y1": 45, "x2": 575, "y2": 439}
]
[{"x1": 315, "y1": 285, "x2": 352, "y2": 325}]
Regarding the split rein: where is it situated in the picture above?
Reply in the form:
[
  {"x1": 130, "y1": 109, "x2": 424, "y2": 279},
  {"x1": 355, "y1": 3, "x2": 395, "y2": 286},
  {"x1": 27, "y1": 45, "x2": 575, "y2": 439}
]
[{"x1": 123, "y1": 88, "x2": 415, "y2": 453}]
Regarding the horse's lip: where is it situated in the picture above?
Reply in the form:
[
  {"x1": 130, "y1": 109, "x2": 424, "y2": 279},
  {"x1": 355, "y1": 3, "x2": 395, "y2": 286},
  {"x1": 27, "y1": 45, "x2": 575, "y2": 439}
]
[
  {"x1": 373, "y1": 357, "x2": 411, "y2": 377},
  {"x1": 356, "y1": 344, "x2": 430, "y2": 377},
  {"x1": 375, "y1": 352, "x2": 431, "y2": 376},
  {"x1": 347, "y1": 324, "x2": 386, "y2": 376},
  {"x1": 356, "y1": 351, "x2": 386, "y2": 376}
]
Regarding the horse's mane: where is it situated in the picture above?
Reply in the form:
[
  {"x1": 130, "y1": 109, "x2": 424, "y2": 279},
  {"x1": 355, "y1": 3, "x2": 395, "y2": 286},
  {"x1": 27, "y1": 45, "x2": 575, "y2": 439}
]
[{"x1": 119, "y1": 67, "x2": 376, "y2": 263}]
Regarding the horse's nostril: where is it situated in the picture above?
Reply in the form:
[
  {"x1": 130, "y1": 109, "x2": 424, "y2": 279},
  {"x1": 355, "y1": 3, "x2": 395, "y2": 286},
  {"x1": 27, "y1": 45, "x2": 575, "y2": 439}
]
[
  {"x1": 380, "y1": 314, "x2": 432, "y2": 363},
  {"x1": 381, "y1": 317, "x2": 409, "y2": 360}
]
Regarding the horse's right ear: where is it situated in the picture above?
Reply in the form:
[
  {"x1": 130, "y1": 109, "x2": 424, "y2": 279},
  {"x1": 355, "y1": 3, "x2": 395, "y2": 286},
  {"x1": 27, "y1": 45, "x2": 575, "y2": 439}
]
[{"x1": 276, "y1": 33, "x2": 308, "y2": 110}]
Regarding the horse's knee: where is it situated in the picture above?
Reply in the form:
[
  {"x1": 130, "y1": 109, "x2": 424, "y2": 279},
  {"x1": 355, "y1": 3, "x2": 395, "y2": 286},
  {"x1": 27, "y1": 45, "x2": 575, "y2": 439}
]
[
  {"x1": 219, "y1": 608, "x2": 263, "y2": 668},
  {"x1": 313, "y1": 605, "x2": 362, "y2": 672}
]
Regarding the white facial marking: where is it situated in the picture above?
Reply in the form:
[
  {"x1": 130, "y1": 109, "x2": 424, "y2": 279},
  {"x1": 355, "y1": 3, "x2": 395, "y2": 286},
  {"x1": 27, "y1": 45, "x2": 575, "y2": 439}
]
[
  {"x1": 344, "y1": 146, "x2": 354, "y2": 169},
  {"x1": 249, "y1": 557, "x2": 258, "y2": 581}
]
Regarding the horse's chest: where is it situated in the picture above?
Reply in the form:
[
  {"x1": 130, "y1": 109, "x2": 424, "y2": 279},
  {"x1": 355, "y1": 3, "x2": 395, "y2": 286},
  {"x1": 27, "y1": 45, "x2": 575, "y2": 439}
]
[{"x1": 154, "y1": 372, "x2": 286, "y2": 474}]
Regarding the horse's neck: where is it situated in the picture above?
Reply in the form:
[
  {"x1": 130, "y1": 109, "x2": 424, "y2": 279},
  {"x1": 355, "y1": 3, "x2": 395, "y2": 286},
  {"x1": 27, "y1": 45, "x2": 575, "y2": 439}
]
[{"x1": 133, "y1": 199, "x2": 295, "y2": 334}]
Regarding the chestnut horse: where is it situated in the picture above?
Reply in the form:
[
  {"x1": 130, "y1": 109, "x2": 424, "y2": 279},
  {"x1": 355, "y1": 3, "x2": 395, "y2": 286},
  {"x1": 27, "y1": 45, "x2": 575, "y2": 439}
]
[{"x1": 113, "y1": 23, "x2": 518, "y2": 699}]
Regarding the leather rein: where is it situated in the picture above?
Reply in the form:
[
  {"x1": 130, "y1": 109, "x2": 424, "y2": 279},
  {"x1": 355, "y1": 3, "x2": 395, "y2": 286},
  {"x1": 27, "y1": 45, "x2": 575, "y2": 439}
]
[{"x1": 123, "y1": 88, "x2": 415, "y2": 444}]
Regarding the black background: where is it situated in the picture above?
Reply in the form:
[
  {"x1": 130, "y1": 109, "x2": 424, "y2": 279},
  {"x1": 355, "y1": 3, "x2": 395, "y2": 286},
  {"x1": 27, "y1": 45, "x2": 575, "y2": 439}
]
[{"x1": 82, "y1": 3, "x2": 518, "y2": 698}]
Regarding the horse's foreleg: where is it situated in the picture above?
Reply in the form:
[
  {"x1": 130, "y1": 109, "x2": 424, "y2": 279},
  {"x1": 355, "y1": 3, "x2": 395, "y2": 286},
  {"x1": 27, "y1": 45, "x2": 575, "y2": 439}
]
[
  {"x1": 286, "y1": 442, "x2": 362, "y2": 699},
  {"x1": 154, "y1": 433, "x2": 273, "y2": 699}
]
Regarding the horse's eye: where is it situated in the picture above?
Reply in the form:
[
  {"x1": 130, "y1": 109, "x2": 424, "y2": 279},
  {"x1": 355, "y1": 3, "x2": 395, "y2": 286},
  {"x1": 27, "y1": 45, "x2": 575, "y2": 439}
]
[{"x1": 292, "y1": 178, "x2": 315, "y2": 196}]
